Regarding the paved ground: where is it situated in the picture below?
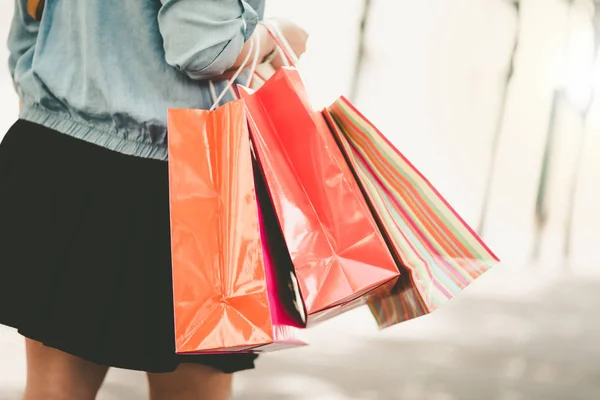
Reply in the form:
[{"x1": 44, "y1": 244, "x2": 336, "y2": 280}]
[{"x1": 1, "y1": 270, "x2": 599, "y2": 400}]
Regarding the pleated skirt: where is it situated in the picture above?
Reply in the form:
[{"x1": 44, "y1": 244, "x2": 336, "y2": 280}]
[{"x1": 0, "y1": 120, "x2": 257, "y2": 373}]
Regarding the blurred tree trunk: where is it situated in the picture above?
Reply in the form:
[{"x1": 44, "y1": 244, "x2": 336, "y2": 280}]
[
  {"x1": 350, "y1": 0, "x2": 373, "y2": 102},
  {"x1": 478, "y1": 0, "x2": 521, "y2": 236},
  {"x1": 563, "y1": 1, "x2": 600, "y2": 260},
  {"x1": 532, "y1": 0, "x2": 595, "y2": 263},
  {"x1": 532, "y1": 0, "x2": 573, "y2": 261},
  {"x1": 533, "y1": 89, "x2": 562, "y2": 260}
]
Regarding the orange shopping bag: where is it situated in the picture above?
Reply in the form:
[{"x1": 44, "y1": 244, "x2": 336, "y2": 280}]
[
  {"x1": 168, "y1": 100, "x2": 306, "y2": 353},
  {"x1": 238, "y1": 68, "x2": 400, "y2": 325}
]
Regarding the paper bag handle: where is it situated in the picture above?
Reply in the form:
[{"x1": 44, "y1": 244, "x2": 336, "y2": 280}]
[
  {"x1": 261, "y1": 21, "x2": 298, "y2": 67},
  {"x1": 209, "y1": 20, "x2": 298, "y2": 108},
  {"x1": 209, "y1": 34, "x2": 261, "y2": 110}
]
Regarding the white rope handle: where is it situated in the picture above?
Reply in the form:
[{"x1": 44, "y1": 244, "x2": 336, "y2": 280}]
[
  {"x1": 263, "y1": 21, "x2": 299, "y2": 66},
  {"x1": 209, "y1": 34, "x2": 261, "y2": 110},
  {"x1": 246, "y1": 32, "x2": 262, "y2": 85},
  {"x1": 208, "y1": 36, "x2": 254, "y2": 110},
  {"x1": 208, "y1": 21, "x2": 299, "y2": 109}
]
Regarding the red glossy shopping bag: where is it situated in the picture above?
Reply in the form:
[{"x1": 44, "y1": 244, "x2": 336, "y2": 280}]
[
  {"x1": 238, "y1": 68, "x2": 400, "y2": 325},
  {"x1": 168, "y1": 100, "x2": 306, "y2": 353}
]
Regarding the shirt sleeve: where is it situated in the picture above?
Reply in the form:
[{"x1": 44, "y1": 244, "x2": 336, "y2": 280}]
[
  {"x1": 8, "y1": 0, "x2": 40, "y2": 83},
  {"x1": 158, "y1": 0, "x2": 259, "y2": 80}
]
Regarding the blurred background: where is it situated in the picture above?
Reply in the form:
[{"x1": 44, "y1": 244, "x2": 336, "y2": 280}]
[{"x1": 2, "y1": 0, "x2": 600, "y2": 399}]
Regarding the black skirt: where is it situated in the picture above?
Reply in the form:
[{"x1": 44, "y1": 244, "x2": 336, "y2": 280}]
[{"x1": 0, "y1": 120, "x2": 258, "y2": 373}]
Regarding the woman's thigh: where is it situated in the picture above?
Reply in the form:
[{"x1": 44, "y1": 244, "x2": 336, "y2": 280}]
[
  {"x1": 23, "y1": 338, "x2": 109, "y2": 400},
  {"x1": 147, "y1": 363, "x2": 233, "y2": 400}
]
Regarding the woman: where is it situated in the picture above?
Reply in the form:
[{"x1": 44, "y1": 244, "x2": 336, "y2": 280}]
[{"x1": 1, "y1": 1, "x2": 307, "y2": 399}]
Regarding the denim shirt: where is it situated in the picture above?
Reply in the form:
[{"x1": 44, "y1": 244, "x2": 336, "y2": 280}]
[{"x1": 8, "y1": 0, "x2": 264, "y2": 160}]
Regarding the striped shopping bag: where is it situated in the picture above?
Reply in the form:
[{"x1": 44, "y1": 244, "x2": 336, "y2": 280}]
[{"x1": 324, "y1": 97, "x2": 500, "y2": 328}]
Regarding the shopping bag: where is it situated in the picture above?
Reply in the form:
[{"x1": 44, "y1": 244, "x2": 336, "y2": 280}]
[
  {"x1": 238, "y1": 68, "x2": 400, "y2": 325},
  {"x1": 168, "y1": 100, "x2": 306, "y2": 353},
  {"x1": 324, "y1": 97, "x2": 500, "y2": 328}
]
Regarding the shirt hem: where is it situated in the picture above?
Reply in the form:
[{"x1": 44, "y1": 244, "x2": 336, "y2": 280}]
[{"x1": 19, "y1": 106, "x2": 168, "y2": 161}]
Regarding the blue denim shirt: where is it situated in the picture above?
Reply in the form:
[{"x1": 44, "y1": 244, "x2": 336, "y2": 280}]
[{"x1": 8, "y1": 0, "x2": 264, "y2": 160}]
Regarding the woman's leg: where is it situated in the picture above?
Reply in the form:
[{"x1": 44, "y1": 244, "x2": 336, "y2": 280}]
[
  {"x1": 23, "y1": 338, "x2": 109, "y2": 400},
  {"x1": 147, "y1": 364, "x2": 233, "y2": 400}
]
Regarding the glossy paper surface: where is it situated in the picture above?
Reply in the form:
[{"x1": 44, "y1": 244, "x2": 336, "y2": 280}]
[
  {"x1": 326, "y1": 97, "x2": 500, "y2": 328},
  {"x1": 168, "y1": 101, "x2": 304, "y2": 353},
  {"x1": 239, "y1": 68, "x2": 400, "y2": 323},
  {"x1": 253, "y1": 155, "x2": 307, "y2": 329}
]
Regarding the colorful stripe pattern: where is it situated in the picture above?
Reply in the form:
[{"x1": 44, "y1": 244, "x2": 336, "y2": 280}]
[{"x1": 326, "y1": 97, "x2": 499, "y2": 328}]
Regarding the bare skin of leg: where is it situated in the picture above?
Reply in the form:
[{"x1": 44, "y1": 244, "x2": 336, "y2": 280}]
[
  {"x1": 22, "y1": 339, "x2": 109, "y2": 400},
  {"x1": 147, "y1": 364, "x2": 233, "y2": 400}
]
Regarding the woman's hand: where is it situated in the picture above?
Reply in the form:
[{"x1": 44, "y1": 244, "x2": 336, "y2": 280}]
[
  {"x1": 267, "y1": 18, "x2": 308, "y2": 70},
  {"x1": 211, "y1": 18, "x2": 307, "y2": 81}
]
